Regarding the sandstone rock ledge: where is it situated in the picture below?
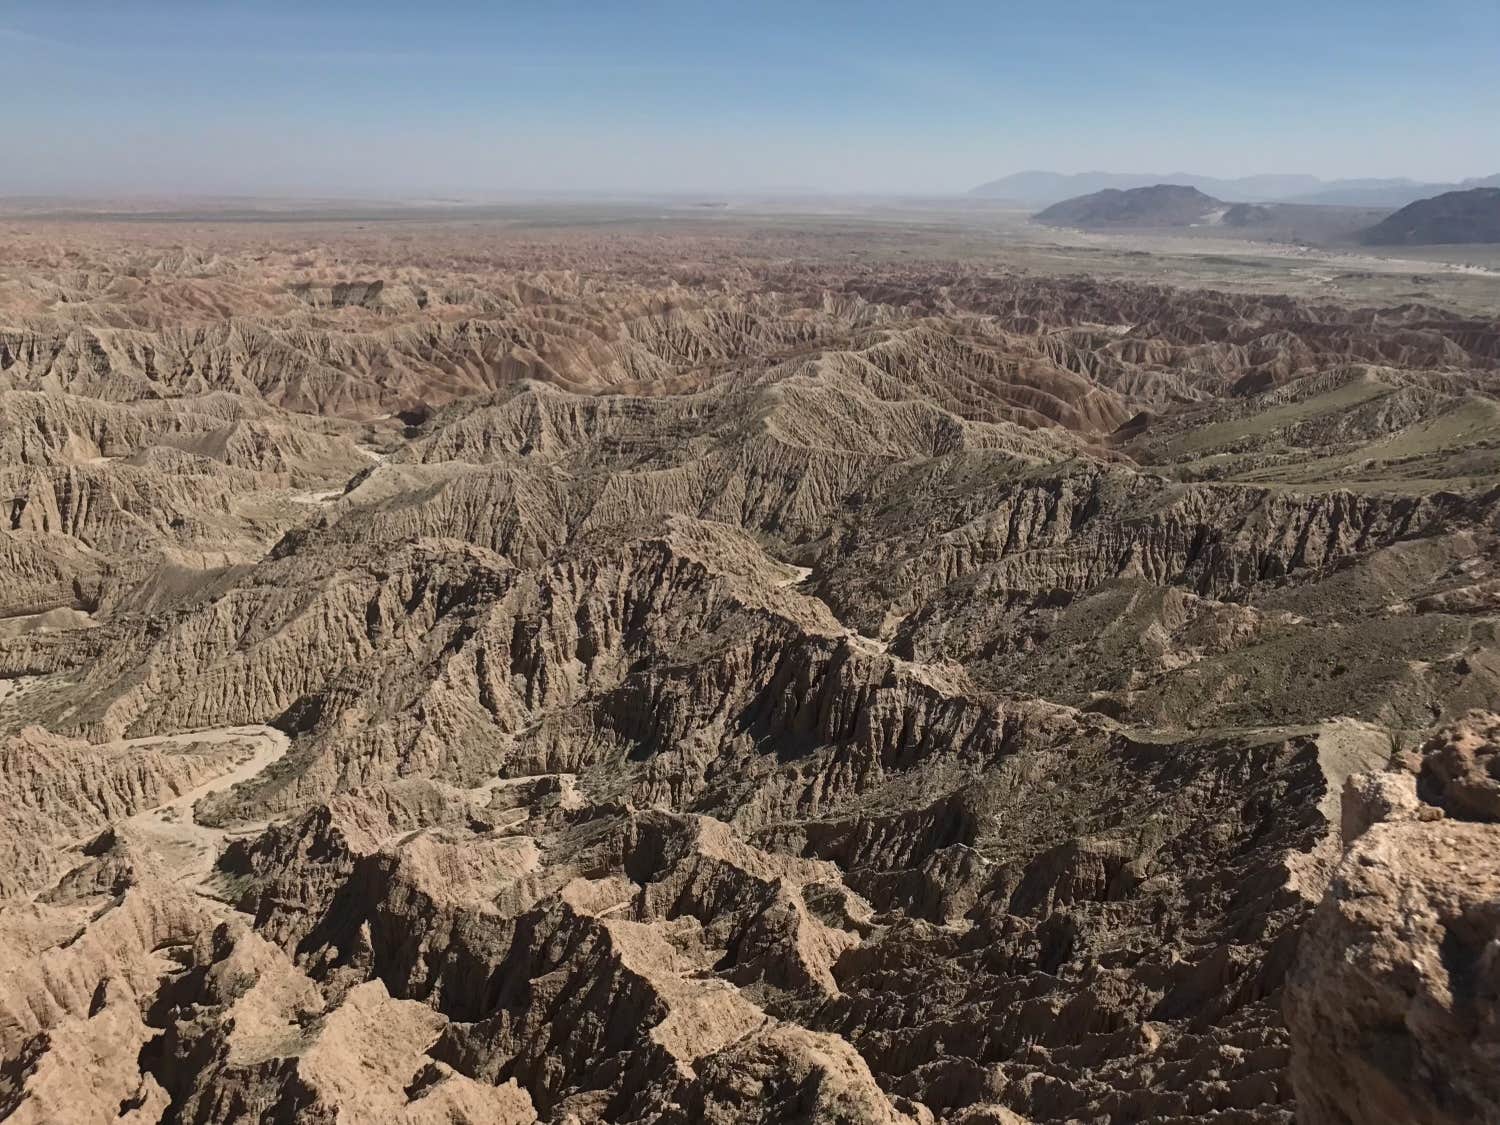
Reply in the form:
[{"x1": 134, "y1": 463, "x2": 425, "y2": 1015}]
[{"x1": 1286, "y1": 712, "x2": 1500, "y2": 1125}]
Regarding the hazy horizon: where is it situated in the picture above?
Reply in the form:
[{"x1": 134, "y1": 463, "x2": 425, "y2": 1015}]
[{"x1": 5, "y1": 0, "x2": 1497, "y2": 198}]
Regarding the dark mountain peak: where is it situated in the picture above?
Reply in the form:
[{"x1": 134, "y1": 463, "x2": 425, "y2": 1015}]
[
  {"x1": 1034, "y1": 183, "x2": 1223, "y2": 228},
  {"x1": 1361, "y1": 187, "x2": 1500, "y2": 245}
]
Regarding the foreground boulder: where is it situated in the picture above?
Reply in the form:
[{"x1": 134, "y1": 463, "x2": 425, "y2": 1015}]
[{"x1": 1286, "y1": 712, "x2": 1500, "y2": 1125}]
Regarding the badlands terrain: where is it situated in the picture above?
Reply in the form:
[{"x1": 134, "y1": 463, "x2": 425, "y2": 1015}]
[{"x1": 0, "y1": 205, "x2": 1498, "y2": 1123}]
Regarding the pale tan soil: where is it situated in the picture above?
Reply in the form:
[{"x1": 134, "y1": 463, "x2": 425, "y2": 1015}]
[
  {"x1": 0, "y1": 211, "x2": 1495, "y2": 1123},
  {"x1": 109, "y1": 725, "x2": 291, "y2": 889}
]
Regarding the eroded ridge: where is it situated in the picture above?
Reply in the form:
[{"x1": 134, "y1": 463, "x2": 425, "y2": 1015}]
[{"x1": 0, "y1": 224, "x2": 1497, "y2": 1123}]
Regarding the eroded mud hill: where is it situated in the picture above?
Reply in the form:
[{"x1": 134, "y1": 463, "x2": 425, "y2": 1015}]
[{"x1": 1, "y1": 227, "x2": 1497, "y2": 1123}]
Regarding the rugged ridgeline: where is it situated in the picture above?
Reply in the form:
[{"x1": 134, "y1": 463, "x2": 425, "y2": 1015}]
[{"x1": 0, "y1": 230, "x2": 1498, "y2": 1123}]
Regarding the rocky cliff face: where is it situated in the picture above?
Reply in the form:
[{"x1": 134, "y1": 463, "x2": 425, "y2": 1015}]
[{"x1": 0, "y1": 224, "x2": 1496, "y2": 1122}]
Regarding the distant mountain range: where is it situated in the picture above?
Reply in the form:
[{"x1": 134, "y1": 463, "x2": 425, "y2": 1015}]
[
  {"x1": 1029, "y1": 184, "x2": 1361, "y2": 239},
  {"x1": 972, "y1": 171, "x2": 1500, "y2": 208},
  {"x1": 1023, "y1": 182, "x2": 1500, "y2": 247}
]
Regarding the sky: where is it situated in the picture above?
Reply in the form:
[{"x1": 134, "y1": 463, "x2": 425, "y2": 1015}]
[{"x1": 2, "y1": 0, "x2": 1497, "y2": 198}]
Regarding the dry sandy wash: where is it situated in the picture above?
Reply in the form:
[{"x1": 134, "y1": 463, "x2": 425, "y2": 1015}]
[{"x1": 0, "y1": 212, "x2": 1498, "y2": 1123}]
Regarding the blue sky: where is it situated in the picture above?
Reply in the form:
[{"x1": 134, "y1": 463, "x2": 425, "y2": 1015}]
[{"x1": 2, "y1": 0, "x2": 1496, "y2": 196}]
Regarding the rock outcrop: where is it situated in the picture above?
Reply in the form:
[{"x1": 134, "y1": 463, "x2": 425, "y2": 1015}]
[{"x1": 1286, "y1": 713, "x2": 1500, "y2": 1125}]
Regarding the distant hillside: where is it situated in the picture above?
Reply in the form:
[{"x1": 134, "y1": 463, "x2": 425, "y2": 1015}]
[
  {"x1": 1034, "y1": 184, "x2": 1224, "y2": 228},
  {"x1": 1285, "y1": 175, "x2": 1500, "y2": 207},
  {"x1": 1222, "y1": 203, "x2": 1276, "y2": 226},
  {"x1": 975, "y1": 171, "x2": 1315, "y2": 205},
  {"x1": 974, "y1": 170, "x2": 1500, "y2": 207},
  {"x1": 1360, "y1": 188, "x2": 1500, "y2": 245}
]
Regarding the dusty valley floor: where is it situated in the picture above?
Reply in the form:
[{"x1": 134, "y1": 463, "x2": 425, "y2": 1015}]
[{"x1": 0, "y1": 205, "x2": 1497, "y2": 1123}]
